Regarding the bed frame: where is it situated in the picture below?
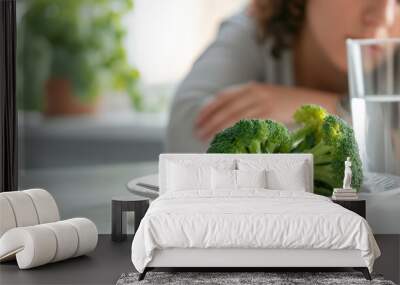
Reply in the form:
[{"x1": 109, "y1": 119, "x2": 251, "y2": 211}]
[
  {"x1": 137, "y1": 154, "x2": 372, "y2": 281},
  {"x1": 139, "y1": 248, "x2": 371, "y2": 280}
]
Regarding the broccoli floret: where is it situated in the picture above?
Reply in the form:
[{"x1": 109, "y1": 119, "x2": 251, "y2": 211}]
[
  {"x1": 206, "y1": 129, "x2": 240, "y2": 153},
  {"x1": 291, "y1": 104, "x2": 328, "y2": 152},
  {"x1": 262, "y1": 120, "x2": 292, "y2": 153},
  {"x1": 292, "y1": 113, "x2": 363, "y2": 196},
  {"x1": 293, "y1": 104, "x2": 328, "y2": 127},
  {"x1": 207, "y1": 119, "x2": 291, "y2": 154}
]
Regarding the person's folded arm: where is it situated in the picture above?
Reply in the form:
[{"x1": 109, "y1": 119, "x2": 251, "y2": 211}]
[{"x1": 195, "y1": 83, "x2": 341, "y2": 141}]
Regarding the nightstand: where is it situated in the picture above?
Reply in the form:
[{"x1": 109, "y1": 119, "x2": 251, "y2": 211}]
[
  {"x1": 111, "y1": 195, "x2": 150, "y2": 242},
  {"x1": 332, "y1": 199, "x2": 366, "y2": 218}
]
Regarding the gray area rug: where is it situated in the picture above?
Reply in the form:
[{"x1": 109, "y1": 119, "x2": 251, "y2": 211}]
[{"x1": 116, "y1": 272, "x2": 396, "y2": 285}]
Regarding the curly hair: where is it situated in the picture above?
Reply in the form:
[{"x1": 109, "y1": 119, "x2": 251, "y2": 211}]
[{"x1": 251, "y1": 0, "x2": 307, "y2": 58}]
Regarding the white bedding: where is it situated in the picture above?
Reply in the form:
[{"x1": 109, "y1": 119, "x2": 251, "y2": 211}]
[{"x1": 131, "y1": 190, "x2": 380, "y2": 273}]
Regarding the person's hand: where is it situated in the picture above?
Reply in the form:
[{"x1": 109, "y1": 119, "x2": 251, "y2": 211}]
[
  {"x1": 195, "y1": 82, "x2": 339, "y2": 142},
  {"x1": 195, "y1": 82, "x2": 291, "y2": 141}
]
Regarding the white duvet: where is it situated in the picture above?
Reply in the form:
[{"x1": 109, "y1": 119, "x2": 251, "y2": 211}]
[{"x1": 131, "y1": 190, "x2": 380, "y2": 273}]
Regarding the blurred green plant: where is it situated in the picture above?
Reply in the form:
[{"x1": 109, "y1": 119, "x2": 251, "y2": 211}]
[{"x1": 17, "y1": 0, "x2": 142, "y2": 111}]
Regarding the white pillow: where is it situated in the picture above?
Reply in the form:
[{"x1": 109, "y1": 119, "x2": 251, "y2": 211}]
[
  {"x1": 237, "y1": 159, "x2": 310, "y2": 191},
  {"x1": 211, "y1": 168, "x2": 236, "y2": 190},
  {"x1": 267, "y1": 167, "x2": 308, "y2": 192},
  {"x1": 266, "y1": 162, "x2": 308, "y2": 191},
  {"x1": 236, "y1": 169, "x2": 267, "y2": 189},
  {"x1": 211, "y1": 169, "x2": 268, "y2": 190},
  {"x1": 167, "y1": 162, "x2": 211, "y2": 191}
]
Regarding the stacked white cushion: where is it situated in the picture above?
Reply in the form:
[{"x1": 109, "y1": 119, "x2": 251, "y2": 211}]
[
  {"x1": 1, "y1": 191, "x2": 40, "y2": 227},
  {"x1": 0, "y1": 189, "x2": 59, "y2": 236},
  {"x1": 43, "y1": 221, "x2": 79, "y2": 262},
  {"x1": 0, "y1": 225, "x2": 57, "y2": 267},
  {"x1": 24, "y1": 189, "x2": 60, "y2": 223},
  {"x1": 64, "y1": 218, "x2": 98, "y2": 257},
  {"x1": 0, "y1": 196, "x2": 17, "y2": 237},
  {"x1": 0, "y1": 218, "x2": 97, "y2": 269},
  {"x1": 0, "y1": 189, "x2": 97, "y2": 269}
]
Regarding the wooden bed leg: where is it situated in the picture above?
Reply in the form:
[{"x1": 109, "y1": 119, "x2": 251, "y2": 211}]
[
  {"x1": 138, "y1": 268, "x2": 148, "y2": 281},
  {"x1": 354, "y1": 267, "x2": 372, "y2": 280},
  {"x1": 361, "y1": 268, "x2": 372, "y2": 281}
]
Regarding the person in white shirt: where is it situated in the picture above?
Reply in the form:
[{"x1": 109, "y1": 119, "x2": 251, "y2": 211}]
[{"x1": 167, "y1": 0, "x2": 400, "y2": 152}]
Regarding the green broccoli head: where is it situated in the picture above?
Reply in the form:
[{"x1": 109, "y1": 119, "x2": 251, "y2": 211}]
[
  {"x1": 207, "y1": 119, "x2": 291, "y2": 154},
  {"x1": 299, "y1": 114, "x2": 363, "y2": 196},
  {"x1": 206, "y1": 104, "x2": 363, "y2": 198}
]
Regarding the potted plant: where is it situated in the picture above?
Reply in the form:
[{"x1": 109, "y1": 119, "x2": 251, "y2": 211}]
[{"x1": 17, "y1": 0, "x2": 141, "y2": 116}]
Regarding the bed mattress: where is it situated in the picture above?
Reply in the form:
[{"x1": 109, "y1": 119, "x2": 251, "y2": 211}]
[{"x1": 131, "y1": 190, "x2": 380, "y2": 273}]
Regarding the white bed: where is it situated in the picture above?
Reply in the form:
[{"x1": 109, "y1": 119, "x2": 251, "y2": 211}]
[
  {"x1": 126, "y1": 173, "x2": 400, "y2": 235},
  {"x1": 131, "y1": 154, "x2": 380, "y2": 280}
]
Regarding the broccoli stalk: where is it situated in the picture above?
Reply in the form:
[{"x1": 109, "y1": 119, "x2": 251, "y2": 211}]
[
  {"x1": 314, "y1": 165, "x2": 339, "y2": 186},
  {"x1": 248, "y1": 141, "x2": 262, "y2": 153},
  {"x1": 307, "y1": 142, "x2": 333, "y2": 164}
]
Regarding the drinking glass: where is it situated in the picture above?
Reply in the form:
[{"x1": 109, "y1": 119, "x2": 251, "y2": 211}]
[{"x1": 347, "y1": 38, "x2": 400, "y2": 175}]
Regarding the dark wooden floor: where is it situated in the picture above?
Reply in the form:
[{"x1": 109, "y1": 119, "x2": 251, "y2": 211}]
[
  {"x1": 0, "y1": 235, "x2": 399, "y2": 285},
  {"x1": 374, "y1": 234, "x2": 400, "y2": 284}
]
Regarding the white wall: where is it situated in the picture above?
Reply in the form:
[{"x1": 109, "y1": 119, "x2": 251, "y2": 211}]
[{"x1": 123, "y1": 0, "x2": 248, "y2": 86}]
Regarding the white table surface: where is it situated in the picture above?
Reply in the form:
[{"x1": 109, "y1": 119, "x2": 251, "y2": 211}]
[{"x1": 126, "y1": 173, "x2": 159, "y2": 199}]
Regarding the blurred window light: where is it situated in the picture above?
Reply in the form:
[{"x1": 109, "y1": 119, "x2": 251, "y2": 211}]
[
  {"x1": 124, "y1": 0, "x2": 248, "y2": 86},
  {"x1": 17, "y1": 0, "x2": 247, "y2": 115}
]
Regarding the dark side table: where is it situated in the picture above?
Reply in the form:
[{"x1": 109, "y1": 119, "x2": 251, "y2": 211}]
[
  {"x1": 112, "y1": 195, "x2": 149, "y2": 242},
  {"x1": 332, "y1": 199, "x2": 366, "y2": 218}
]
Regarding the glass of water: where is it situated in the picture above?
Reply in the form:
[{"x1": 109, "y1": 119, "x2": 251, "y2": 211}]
[{"x1": 347, "y1": 38, "x2": 400, "y2": 175}]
